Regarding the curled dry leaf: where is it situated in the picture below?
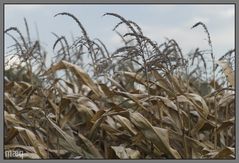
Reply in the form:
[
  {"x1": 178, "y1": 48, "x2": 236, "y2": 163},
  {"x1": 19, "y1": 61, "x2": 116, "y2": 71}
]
[
  {"x1": 129, "y1": 111, "x2": 181, "y2": 159},
  {"x1": 203, "y1": 147, "x2": 235, "y2": 159},
  {"x1": 46, "y1": 116, "x2": 84, "y2": 156},
  {"x1": 113, "y1": 115, "x2": 137, "y2": 135},
  {"x1": 218, "y1": 92, "x2": 234, "y2": 107},
  {"x1": 13, "y1": 126, "x2": 48, "y2": 159},
  {"x1": 216, "y1": 60, "x2": 234, "y2": 87},
  {"x1": 42, "y1": 60, "x2": 105, "y2": 98},
  {"x1": 4, "y1": 111, "x2": 24, "y2": 125},
  {"x1": 111, "y1": 145, "x2": 141, "y2": 159},
  {"x1": 177, "y1": 93, "x2": 209, "y2": 136},
  {"x1": 78, "y1": 133, "x2": 103, "y2": 158}
]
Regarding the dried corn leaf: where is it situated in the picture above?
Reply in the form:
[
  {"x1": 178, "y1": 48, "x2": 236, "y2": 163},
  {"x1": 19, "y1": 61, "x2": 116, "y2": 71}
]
[
  {"x1": 42, "y1": 60, "x2": 105, "y2": 98},
  {"x1": 205, "y1": 147, "x2": 235, "y2": 159},
  {"x1": 77, "y1": 96, "x2": 99, "y2": 112},
  {"x1": 151, "y1": 70, "x2": 175, "y2": 96},
  {"x1": 59, "y1": 106, "x2": 78, "y2": 128},
  {"x1": 177, "y1": 93, "x2": 209, "y2": 136},
  {"x1": 111, "y1": 146, "x2": 128, "y2": 159},
  {"x1": 75, "y1": 103, "x2": 94, "y2": 122},
  {"x1": 216, "y1": 118, "x2": 234, "y2": 133},
  {"x1": 14, "y1": 126, "x2": 47, "y2": 159},
  {"x1": 218, "y1": 93, "x2": 234, "y2": 107},
  {"x1": 5, "y1": 127, "x2": 19, "y2": 144},
  {"x1": 22, "y1": 153, "x2": 41, "y2": 159},
  {"x1": 114, "y1": 91, "x2": 148, "y2": 111},
  {"x1": 46, "y1": 116, "x2": 83, "y2": 156},
  {"x1": 99, "y1": 83, "x2": 115, "y2": 97},
  {"x1": 107, "y1": 77, "x2": 126, "y2": 91},
  {"x1": 47, "y1": 99, "x2": 62, "y2": 124},
  {"x1": 125, "y1": 148, "x2": 141, "y2": 159},
  {"x1": 111, "y1": 145, "x2": 140, "y2": 159},
  {"x1": 5, "y1": 93, "x2": 23, "y2": 112},
  {"x1": 129, "y1": 111, "x2": 181, "y2": 159},
  {"x1": 4, "y1": 111, "x2": 24, "y2": 125},
  {"x1": 114, "y1": 115, "x2": 137, "y2": 135},
  {"x1": 88, "y1": 112, "x2": 106, "y2": 140},
  {"x1": 212, "y1": 147, "x2": 235, "y2": 159},
  {"x1": 120, "y1": 71, "x2": 146, "y2": 85},
  {"x1": 78, "y1": 133, "x2": 103, "y2": 158},
  {"x1": 216, "y1": 60, "x2": 234, "y2": 87}
]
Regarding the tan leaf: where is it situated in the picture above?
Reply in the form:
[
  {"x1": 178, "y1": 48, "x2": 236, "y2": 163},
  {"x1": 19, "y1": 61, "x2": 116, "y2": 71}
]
[
  {"x1": 46, "y1": 116, "x2": 83, "y2": 156},
  {"x1": 78, "y1": 133, "x2": 103, "y2": 158},
  {"x1": 4, "y1": 111, "x2": 24, "y2": 125},
  {"x1": 129, "y1": 112, "x2": 181, "y2": 159},
  {"x1": 114, "y1": 115, "x2": 137, "y2": 135},
  {"x1": 42, "y1": 60, "x2": 105, "y2": 98},
  {"x1": 216, "y1": 60, "x2": 234, "y2": 87},
  {"x1": 177, "y1": 93, "x2": 209, "y2": 136},
  {"x1": 14, "y1": 126, "x2": 48, "y2": 159},
  {"x1": 111, "y1": 145, "x2": 141, "y2": 159}
]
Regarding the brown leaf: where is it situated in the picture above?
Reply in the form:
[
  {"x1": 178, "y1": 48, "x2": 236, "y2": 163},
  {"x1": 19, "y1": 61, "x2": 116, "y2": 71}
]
[
  {"x1": 78, "y1": 133, "x2": 103, "y2": 158},
  {"x1": 129, "y1": 112, "x2": 181, "y2": 159},
  {"x1": 46, "y1": 116, "x2": 83, "y2": 156},
  {"x1": 177, "y1": 93, "x2": 209, "y2": 136},
  {"x1": 111, "y1": 145, "x2": 141, "y2": 159},
  {"x1": 114, "y1": 115, "x2": 137, "y2": 135},
  {"x1": 216, "y1": 60, "x2": 234, "y2": 87},
  {"x1": 4, "y1": 111, "x2": 24, "y2": 125},
  {"x1": 14, "y1": 126, "x2": 48, "y2": 159},
  {"x1": 42, "y1": 60, "x2": 105, "y2": 98},
  {"x1": 212, "y1": 147, "x2": 234, "y2": 159}
]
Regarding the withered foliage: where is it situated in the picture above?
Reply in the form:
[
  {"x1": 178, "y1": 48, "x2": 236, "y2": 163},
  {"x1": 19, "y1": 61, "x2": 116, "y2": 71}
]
[{"x1": 4, "y1": 13, "x2": 235, "y2": 159}]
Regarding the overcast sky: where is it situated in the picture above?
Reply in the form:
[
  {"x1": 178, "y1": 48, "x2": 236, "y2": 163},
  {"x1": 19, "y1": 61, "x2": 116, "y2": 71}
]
[{"x1": 4, "y1": 4, "x2": 235, "y2": 64}]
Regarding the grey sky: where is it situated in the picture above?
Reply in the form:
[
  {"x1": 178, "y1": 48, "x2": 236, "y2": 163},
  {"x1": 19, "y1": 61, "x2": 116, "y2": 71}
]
[{"x1": 4, "y1": 4, "x2": 235, "y2": 66}]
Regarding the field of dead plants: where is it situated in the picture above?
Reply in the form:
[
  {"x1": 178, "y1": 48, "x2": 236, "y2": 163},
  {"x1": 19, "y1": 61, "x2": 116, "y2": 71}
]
[{"x1": 4, "y1": 12, "x2": 235, "y2": 159}]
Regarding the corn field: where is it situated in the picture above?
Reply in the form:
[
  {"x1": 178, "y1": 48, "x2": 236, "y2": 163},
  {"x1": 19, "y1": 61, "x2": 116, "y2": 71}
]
[{"x1": 4, "y1": 12, "x2": 235, "y2": 159}]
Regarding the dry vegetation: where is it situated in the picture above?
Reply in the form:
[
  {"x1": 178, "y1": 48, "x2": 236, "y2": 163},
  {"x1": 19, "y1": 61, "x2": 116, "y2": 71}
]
[{"x1": 4, "y1": 12, "x2": 235, "y2": 159}]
